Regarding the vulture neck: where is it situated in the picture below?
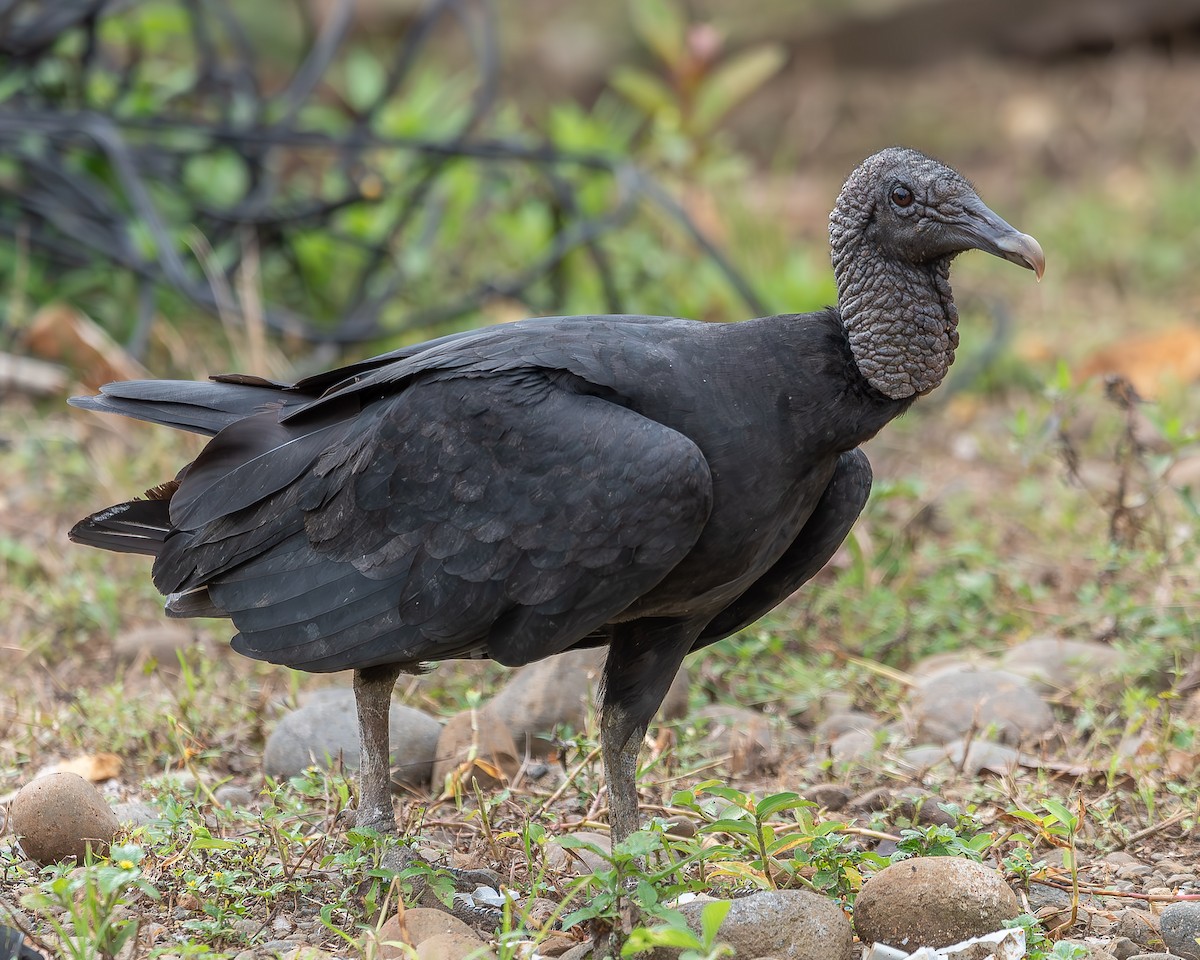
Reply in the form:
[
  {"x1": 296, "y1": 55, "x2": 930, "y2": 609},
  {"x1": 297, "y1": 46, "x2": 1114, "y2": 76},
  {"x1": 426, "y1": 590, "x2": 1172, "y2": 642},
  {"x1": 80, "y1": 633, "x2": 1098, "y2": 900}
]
[{"x1": 833, "y1": 249, "x2": 960, "y2": 401}]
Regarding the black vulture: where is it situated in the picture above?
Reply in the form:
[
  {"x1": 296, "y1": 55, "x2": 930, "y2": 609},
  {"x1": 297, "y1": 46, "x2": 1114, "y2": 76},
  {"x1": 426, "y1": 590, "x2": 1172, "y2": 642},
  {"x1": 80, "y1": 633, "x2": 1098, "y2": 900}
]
[{"x1": 69, "y1": 147, "x2": 1043, "y2": 846}]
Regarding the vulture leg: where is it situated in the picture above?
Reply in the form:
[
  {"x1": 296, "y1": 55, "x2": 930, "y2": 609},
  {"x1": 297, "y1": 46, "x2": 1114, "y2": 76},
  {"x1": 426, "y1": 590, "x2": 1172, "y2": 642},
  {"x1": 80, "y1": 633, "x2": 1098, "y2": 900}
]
[
  {"x1": 352, "y1": 662, "x2": 403, "y2": 832},
  {"x1": 601, "y1": 621, "x2": 699, "y2": 843}
]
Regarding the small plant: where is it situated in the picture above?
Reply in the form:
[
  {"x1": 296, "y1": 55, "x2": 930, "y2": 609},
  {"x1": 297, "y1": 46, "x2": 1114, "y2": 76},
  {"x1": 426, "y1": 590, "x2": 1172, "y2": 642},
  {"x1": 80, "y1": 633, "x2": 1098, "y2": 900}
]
[
  {"x1": 890, "y1": 822, "x2": 993, "y2": 862},
  {"x1": 623, "y1": 899, "x2": 733, "y2": 960},
  {"x1": 21, "y1": 844, "x2": 160, "y2": 960}
]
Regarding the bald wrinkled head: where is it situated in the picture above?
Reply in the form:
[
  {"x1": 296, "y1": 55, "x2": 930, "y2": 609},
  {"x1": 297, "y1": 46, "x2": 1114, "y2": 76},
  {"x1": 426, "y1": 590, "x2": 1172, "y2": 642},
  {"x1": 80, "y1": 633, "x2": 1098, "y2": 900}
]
[{"x1": 829, "y1": 148, "x2": 1043, "y2": 399}]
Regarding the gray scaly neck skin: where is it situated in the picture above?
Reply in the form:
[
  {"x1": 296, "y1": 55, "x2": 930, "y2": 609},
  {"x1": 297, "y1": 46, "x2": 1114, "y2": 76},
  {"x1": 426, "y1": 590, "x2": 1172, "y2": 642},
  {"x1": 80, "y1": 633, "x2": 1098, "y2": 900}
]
[{"x1": 829, "y1": 156, "x2": 960, "y2": 400}]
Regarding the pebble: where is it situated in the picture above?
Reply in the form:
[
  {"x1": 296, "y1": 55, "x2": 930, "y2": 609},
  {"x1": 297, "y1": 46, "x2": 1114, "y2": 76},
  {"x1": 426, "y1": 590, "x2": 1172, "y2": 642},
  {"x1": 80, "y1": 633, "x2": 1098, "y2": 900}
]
[
  {"x1": 111, "y1": 801, "x2": 161, "y2": 828},
  {"x1": 416, "y1": 933, "x2": 496, "y2": 960},
  {"x1": 263, "y1": 689, "x2": 441, "y2": 787},
  {"x1": 908, "y1": 668, "x2": 1053, "y2": 745},
  {"x1": 546, "y1": 831, "x2": 610, "y2": 874},
  {"x1": 431, "y1": 707, "x2": 520, "y2": 791},
  {"x1": 853, "y1": 856, "x2": 1020, "y2": 950},
  {"x1": 895, "y1": 792, "x2": 958, "y2": 827},
  {"x1": 813, "y1": 711, "x2": 879, "y2": 741},
  {"x1": 801, "y1": 784, "x2": 851, "y2": 811},
  {"x1": 679, "y1": 889, "x2": 854, "y2": 960},
  {"x1": 486, "y1": 649, "x2": 602, "y2": 756},
  {"x1": 693, "y1": 704, "x2": 777, "y2": 775},
  {"x1": 10, "y1": 772, "x2": 120, "y2": 865},
  {"x1": 998, "y1": 637, "x2": 1125, "y2": 693},
  {"x1": 213, "y1": 785, "x2": 255, "y2": 808},
  {"x1": 829, "y1": 729, "x2": 881, "y2": 764},
  {"x1": 375, "y1": 910, "x2": 484, "y2": 957},
  {"x1": 1157, "y1": 901, "x2": 1200, "y2": 959},
  {"x1": 1113, "y1": 908, "x2": 1159, "y2": 948}
]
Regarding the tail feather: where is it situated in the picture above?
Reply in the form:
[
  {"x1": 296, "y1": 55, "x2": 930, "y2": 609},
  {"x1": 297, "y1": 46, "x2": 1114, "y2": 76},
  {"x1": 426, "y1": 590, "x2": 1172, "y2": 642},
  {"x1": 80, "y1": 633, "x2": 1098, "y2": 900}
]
[
  {"x1": 69, "y1": 379, "x2": 303, "y2": 437},
  {"x1": 67, "y1": 483, "x2": 176, "y2": 557}
]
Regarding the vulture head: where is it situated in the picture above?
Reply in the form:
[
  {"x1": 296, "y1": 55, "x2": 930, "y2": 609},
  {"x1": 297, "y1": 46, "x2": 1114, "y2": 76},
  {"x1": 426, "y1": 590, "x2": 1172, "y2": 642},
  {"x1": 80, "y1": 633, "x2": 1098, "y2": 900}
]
[{"x1": 829, "y1": 147, "x2": 1045, "y2": 400}]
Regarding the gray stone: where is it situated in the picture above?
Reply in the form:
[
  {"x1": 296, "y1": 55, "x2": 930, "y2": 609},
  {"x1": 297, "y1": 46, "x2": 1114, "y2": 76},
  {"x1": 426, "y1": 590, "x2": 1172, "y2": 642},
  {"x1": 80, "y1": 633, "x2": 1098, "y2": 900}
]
[
  {"x1": 829, "y1": 729, "x2": 882, "y2": 764},
  {"x1": 693, "y1": 705, "x2": 778, "y2": 776},
  {"x1": 814, "y1": 711, "x2": 878, "y2": 741},
  {"x1": 801, "y1": 784, "x2": 851, "y2": 811},
  {"x1": 853, "y1": 856, "x2": 1020, "y2": 950},
  {"x1": 483, "y1": 649, "x2": 689, "y2": 758},
  {"x1": 10, "y1": 772, "x2": 120, "y2": 864},
  {"x1": 213, "y1": 785, "x2": 255, "y2": 808},
  {"x1": 1113, "y1": 908, "x2": 1159, "y2": 948},
  {"x1": 678, "y1": 889, "x2": 855, "y2": 960},
  {"x1": 112, "y1": 801, "x2": 161, "y2": 827},
  {"x1": 900, "y1": 738, "x2": 1020, "y2": 777},
  {"x1": 263, "y1": 689, "x2": 441, "y2": 787},
  {"x1": 1157, "y1": 901, "x2": 1200, "y2": 959},
  {"x1": 908, "y1": 668, "x2": 1053, "y2": 745},
  {"x1": 999, "y1": 637, "x2": 1126, "y2": 693},
  {"x1": 546, "y1": 830, "x2": 610, "y2": 875}
]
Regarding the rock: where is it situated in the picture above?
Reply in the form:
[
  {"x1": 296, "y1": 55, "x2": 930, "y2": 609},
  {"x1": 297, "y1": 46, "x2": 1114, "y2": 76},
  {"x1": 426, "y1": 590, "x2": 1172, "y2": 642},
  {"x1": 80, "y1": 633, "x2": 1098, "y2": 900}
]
[
  {"x1": 111, "y1": 801, "x2": 161, "y2": 828},
  {"x1": 814, "y1": 711, "x2": 878, "y2": 742},
  {"x1": 432, "y1": 708, "x2": 520, "y2": 791},
  {"x1": 1059, "y1": 942, "x2": 1117, "y2": 960},
  {"x1": 1108, "y1": 940, "x2": 1142, "y2": 960},
  {"x1": 829, "y1": 729, "x2": 881, "y2": 764},
  {"x1": 848, "y1": 787, "x2": 893, "y2": 812},
  {"x1": 416, "y1": 933, "x2": 495, "y2": 960},
  {"x1": 678, "y1": 889, "x2": 855, "y2": 960},
  {"x1": 948, "y1": 739, "x2": 1022, "y2": 776},
  {"x1": 895, "y1": 792, "x2": 958, "y2": 827},
  {"x1": 908, "y1": 668, "x2": 1053, "y2": 745},
  {"x1": 907, "y1": 667, "x2": 1051, "y2": 748},
  {"x1": 213, "y1": 785, "x2": 255, "y2": 808},
  {"x1": 693, "y1": 705, "x2": 777, "y2": 776},
  {"x1": 999, "y1": 637, "x2": 1125, "y2": 693},
  {"x1": 546, "y1": 831, "x2": 611, "y2": 874},
  {"x1": 113, "y1": 623, "x2": 195, "y2": 663},
  {"x1": 1124, "y1": 955, "x2": 1175, "y2": 960},
  {"x1": 487, "y1": 649, "x2": 602, "y2": 756},
  {"x1": 10, "y1": 772, "x2": 120, "y2": 865},
  {"x1": 375, "y1": 910, "x2": 484, "y2": 957},
  {"x1": 1113, "y1": 908, "x2": 1159, "y2": 949},
  {"x1": 801, "y1": 784, "x2": 851, "y2": 811},
  {"x1": 853, "y1": 856, "x2": 1020, "y2": 950},
  {"x1": 1157, "y1": 902, "x2": 1200, "y2": 959},
  {"x1": 263, "y1": 689, "x2": 441, "y2": 787}
]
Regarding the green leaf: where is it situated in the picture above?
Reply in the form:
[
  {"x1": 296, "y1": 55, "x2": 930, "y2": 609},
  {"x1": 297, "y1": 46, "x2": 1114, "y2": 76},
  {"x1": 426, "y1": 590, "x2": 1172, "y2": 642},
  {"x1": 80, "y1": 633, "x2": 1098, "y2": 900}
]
[
  {"x1": 755, "y1": 791, "x2": 804, "y2": 820},
  {"x1": 699, "y1": 899, "x2": 732, "y2": 946},
  {"x1": 693, "y1": 44, "x2": 786, "y2": 134},
  {"x1": 628, "y1": 0, "x2": 686, "y2": 67},
  {"x1": 344, "y1": 49, "x2": 385, "y2": 112},
  {"x1": 1041, "y1": 799, "x2": 1078, "y2": 829},
  {"x1": 615, "y1": 830, "x2": 664, "y2": 858},
  {"x1": 623, "y1": 925, "x2": 701, "y2": 955},
  {"x1": 610, "y1": 65, "x2": 676, "y2": 119},
  {"x1": 704, "y1": 818, "x2": 758, "y2": 838}
]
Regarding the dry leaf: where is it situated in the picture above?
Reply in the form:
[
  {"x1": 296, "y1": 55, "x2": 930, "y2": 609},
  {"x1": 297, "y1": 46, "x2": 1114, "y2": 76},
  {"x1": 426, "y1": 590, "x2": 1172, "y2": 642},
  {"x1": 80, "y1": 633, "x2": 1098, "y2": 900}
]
[
  {"x1": 1077, "y1": 325, "x2": 1200, "y2": 398},
  {"x1": 23, "y1": 303, "x2": 148, "y2": 390},
  {"x1": 44, "y1": 752, "x2": 123, "y2": 782}
]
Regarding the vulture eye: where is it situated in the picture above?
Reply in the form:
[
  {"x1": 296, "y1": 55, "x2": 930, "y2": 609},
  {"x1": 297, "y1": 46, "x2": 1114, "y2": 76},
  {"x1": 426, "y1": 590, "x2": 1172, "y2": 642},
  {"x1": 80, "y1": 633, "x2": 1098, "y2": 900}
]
[{"x1": 890, "y1": 185, "x2": 914, "y2": 208}]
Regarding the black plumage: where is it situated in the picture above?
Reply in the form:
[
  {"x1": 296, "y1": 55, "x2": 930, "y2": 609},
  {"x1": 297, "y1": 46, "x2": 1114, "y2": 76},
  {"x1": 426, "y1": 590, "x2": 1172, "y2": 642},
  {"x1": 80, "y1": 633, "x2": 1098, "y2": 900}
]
[{"x1": 69, "y1": 148, "x2": 1044, "y2": 843}]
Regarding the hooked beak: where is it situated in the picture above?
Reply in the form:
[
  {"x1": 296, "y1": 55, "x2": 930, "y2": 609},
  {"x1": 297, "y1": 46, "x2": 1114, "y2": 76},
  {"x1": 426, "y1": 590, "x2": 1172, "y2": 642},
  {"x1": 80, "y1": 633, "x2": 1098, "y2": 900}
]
[{"x1": 958, "y1": 197, "x2": 1046, "y2": 281}]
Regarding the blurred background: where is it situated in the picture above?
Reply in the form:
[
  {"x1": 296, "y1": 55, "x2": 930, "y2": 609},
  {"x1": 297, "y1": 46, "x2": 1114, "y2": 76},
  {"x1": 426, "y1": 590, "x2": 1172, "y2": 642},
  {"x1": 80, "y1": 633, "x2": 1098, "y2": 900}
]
[{"x1": 5, "y1": 0, "x2": 1200, "y2": 385}]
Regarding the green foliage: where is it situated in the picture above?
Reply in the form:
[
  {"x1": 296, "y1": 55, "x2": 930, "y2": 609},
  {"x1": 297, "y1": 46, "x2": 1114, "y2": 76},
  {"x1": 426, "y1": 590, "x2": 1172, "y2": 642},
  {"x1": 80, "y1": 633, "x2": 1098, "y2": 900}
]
[{"x1": 22, "y1": 845, "x2": 160, "y2": 960}]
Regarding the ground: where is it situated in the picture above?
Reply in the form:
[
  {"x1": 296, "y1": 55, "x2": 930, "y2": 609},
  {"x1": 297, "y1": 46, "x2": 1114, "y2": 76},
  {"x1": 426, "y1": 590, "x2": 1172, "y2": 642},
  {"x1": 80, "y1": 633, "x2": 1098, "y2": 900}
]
[{"x1": 3, "y1": 41, "x2": 1200, "y2": 960}]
